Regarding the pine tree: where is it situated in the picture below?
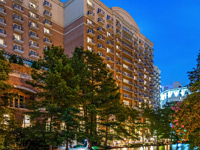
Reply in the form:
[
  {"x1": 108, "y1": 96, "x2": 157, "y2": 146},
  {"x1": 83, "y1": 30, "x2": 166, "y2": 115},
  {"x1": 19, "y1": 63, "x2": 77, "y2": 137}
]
[
  {"x1": 71, "y1": 48, "x2": 138, "y2": 148},
  {"x1": 25, "y1": 46, "x2": 80, "y2": 149}
]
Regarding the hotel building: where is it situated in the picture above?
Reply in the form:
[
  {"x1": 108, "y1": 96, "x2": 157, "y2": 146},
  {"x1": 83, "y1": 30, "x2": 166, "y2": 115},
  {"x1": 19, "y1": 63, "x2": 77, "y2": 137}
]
[
  {"x1": 153, "y1": 65, "x2": 161, "y2": 109},
  {"x1": 1, "y1": 0, "x2": 154, "y2": 108}
]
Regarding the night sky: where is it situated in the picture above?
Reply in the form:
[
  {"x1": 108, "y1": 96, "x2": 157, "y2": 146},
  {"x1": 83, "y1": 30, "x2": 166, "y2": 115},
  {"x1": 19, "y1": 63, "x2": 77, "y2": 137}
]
[{"x1": 61, "y1": 0, "x2": 200, "y2": 86}]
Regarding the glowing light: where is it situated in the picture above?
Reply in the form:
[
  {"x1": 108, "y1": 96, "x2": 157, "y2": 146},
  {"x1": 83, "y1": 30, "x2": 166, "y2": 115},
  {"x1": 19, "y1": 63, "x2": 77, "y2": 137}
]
[{"x1": 168, "y1": 91, "x2": 173, "y2": 98}]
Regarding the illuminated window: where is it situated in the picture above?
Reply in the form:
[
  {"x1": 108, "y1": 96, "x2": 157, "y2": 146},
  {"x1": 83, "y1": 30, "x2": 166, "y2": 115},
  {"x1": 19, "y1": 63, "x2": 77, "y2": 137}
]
[
  {"x1": 10, "y1": 95, "x2": 25, "y2": 108},
  {"x1": 22, "y1": 115, "x2": 31, "y2": 128}
]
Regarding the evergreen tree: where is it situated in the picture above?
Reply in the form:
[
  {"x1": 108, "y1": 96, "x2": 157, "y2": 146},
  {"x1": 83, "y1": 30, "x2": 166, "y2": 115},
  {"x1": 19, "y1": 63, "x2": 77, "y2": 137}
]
[
  {"x1": 25, "y1": 46, "x2": 80, "y2": 149},
  {"x1": 176, "y1": 50, "x2": 200, "y2": 148},
  {"x1": 9, "y1": 54, "x2": 17, "y2": 64},
  {"x1": 71, "y1": 48, "x2": 138, "y2": 148},
  {"x1": 18, "y1": 57, "x2": 24, "y2": 66}
]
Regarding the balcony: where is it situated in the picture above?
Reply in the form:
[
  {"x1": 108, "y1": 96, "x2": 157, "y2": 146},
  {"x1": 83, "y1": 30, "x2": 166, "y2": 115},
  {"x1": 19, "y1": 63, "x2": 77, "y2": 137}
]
[
  {"x1": 29, "y1": 32, "x2": 39, "y2": 40},
  {"x1": 116, "y1": 38, "x2": 121, "y2": 44},
  {"x1": 107, "y1": 65, "x2": 114, "y2": 70},
  {"x1": 29, "y1": 13, "x2": 39, "y2": 21},
  {"x1": 13, "y1": 26, "x2": 24, "y2": 34},
  {"x1": 97, "y1": 52, "x2": 105, "y2": 58},
  {"x1": 0, "y1": 7, "x2": 6, "y2": 16},
  {"x1": 44, "y1": 19, "x2": 52, "y2": 27},
  {"x1": 97, "y1": 18, "x2": 105, "y2": 26},
  {"x1": 97, "y1": 8, "x2": 105, "y2": 17},
  {"x1": 44, "y1": 30, "x2": 52, "y2": 36},
  {"x1": 107, "y1": 49, "x2": 114, "y2": 55},
  {"x1": 13, "y1": 37, "x2": 24, "y2": 44},
  {"x1": 0, "y1": 30, "x2": 6, "y2": 37},
  {"x1": 122, "y1": 41, "x2": 133, "y2": 50},
  {"x1": 116, "y1": 68, "x2": 122, "y2": 74},
  {"x1": 107, "y1": 56, "x2": 114, "y2": 63},
  {"x1": 43, "y1": 1, "x2": 52, "y2": 10},
  {"x1": 107, "y1": 40, "x2": 114, "y2": 48},
  {"x1": 123, "y1": 80, "x2": 133, "y2": 86},
  {"x1": 123, "y1": 49, "x2": 133, "y2": 57},
  {"x1": 107, "y1": 24, "x2": 113, "y2": 31},
  {"x1": 123, "y1": 72, "x2": 133, "y2": 78},
  {"x1": 122, "y1": 35, "x2": 133, "y2": 44},
  {"x1": 116, "y1": 61, "x2": 122, "y2": 66},
  {"x1": 87, "y1": 39, "x2": 95, "y2": 46},
  {"x1": 87, "y1": 20, "x2": 95, "y2": 28},
  {"x1": 29, "y1": 42, "x2": 39, "y2": 49},
  {"x1": 107, "y1": 33, "x2": 114, "y2": 39},
  {"x1": 97, "y1": 35, "x2": 105, "y2": 43},
  {"x1": 87, "y1": 29, "x2": 95, "y2": 37},
  {"x1": 87, "y1": 2, "x2": 95, "y2": 10},
  {"x1": 123, "y1": 94, "x2": 133, "y2": 100},
  {"x1": 116, "y1": 45, "x2": 121, "y2": 51},
  {"x1": 97, "y1": 43, "x2": 105, "y2": 51},
  {"x1": 13, "y1": 4, "x2": 24, "y2": 13},
  {"x1": 122, "y1": 26, "x2": 133, "y2": 37},
  {"x1": 123, "y1": 87, "x2": 134, "y2": 93},
  {"x1": 43, "y1": 37, "x2": 52, "y2": 45},
  {"x1": 13, "y1": 47, "x2": 24, "y2": 54},
  {"x1": 29, "y1": 51, "x2": 39, "y2": 59},
  {"x1": 123, "y1": 64, "x2": 133, "y2": 72},
  {"x1": 29, "y1": 22, "x2": 39, "y2": 30},
  {"x1": 0, "y1": 41, "x2": 6, "y2": 48},
  {"x1": 116, "y1": 30, "x2": 121, "y2": 37},
  {"x1": 0, "y1": 19, "x2": 6, "y2": 27},
  {"x1": 116, "y1": 22, "x2": 121, "y2": 29},
  {"x1": 0, "y1": 0, "x2": 6, "y2": 5},
  {"x1": 87, "y1": 11, "x2": 95, "y2": 20},
  {"x1": 123, "y1": 57, "x2": 132, "y2": 65},
  {"x1": 29, "y1": 3, "x2": 39, "y2": 11},
  {"x1": 107, "y1": 15, "x2": 113, "y2": 23},
  {"x1": 12, "y1": 0, "x2": 23, "y2": 3},
  {"x1": 13, "y1": 14, "x2": 24, "y2": 24},
  {"x1": 43, "y1": 10, "x2": 52, "y2": 18},
  {"x1": 97, "y1": 27, "x2": 105, "y2": 34},
  {"x1": 116, "y1": 53, "x2": 121, "y2": 58}
]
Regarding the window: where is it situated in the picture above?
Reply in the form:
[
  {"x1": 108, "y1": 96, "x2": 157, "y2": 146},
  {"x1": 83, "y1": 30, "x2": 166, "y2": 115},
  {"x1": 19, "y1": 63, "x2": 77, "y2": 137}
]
[
  {"x1": 13, "y1": 23, "x2": 22, "y2": 30},
  {"x1": 44, "y1": 27, "x2": 50, "y2": 34},
  {"x1": 87, "y1": 37, "x2": 92, "y2": 43},
  {"x1": 29, "y1": 11, "x2": 38, "y2": 19},
  {"x1": 10, "y1": 95, "x2": 25, "y2": 108},
  {"x1": 0, "y1": 38, "x2": 4, "y2": 45},
  {"x1": 29, "y1": 2, "x2": 37, "y2": 9},
  {"x1": 30, "y1": 21, "x2": 37, "y2": 28},
  {"x1": 22, "y1": 115, "x2": 31, "y2": 128},
  {"x1": 14, "y1": 44, "x2": 22, "y2": 50},
  {"x1": 14, "y1": 33, "x2": 21, "y2": 40},
  {"x1": 0, "y1": 28, "x2": 4, "y2": 34}
]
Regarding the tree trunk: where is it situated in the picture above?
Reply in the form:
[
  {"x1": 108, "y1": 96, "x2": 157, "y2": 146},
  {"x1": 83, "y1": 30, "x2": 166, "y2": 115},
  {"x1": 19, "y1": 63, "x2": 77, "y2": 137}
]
[{"x1": 104, "y1": 115, "x2": 109, "y2": 147}]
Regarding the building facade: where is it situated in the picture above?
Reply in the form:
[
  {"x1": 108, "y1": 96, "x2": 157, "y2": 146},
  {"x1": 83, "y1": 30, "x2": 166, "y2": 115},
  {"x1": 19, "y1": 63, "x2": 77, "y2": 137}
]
[
  {"x1": 1, "y1": 0, "x2": 154, "y2": 109},
  {"x1": 153, "y1": 65, "x2": 161, "y2": 109},
  {"x1": 160, "y1": 82, "x2": 190, "y2": 108},
  {"x1": 64, "y1": 0, "x2": 154, "y2": 108},
  {"x1": 0, "y1": 0, "x2": 63, "y2": 65}
]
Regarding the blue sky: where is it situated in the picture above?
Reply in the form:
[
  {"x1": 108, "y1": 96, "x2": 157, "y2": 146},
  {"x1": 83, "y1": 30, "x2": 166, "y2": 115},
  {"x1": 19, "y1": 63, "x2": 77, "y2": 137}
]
[{"x1": 61, "y1": 0, "x2": 200, "y2": 86}]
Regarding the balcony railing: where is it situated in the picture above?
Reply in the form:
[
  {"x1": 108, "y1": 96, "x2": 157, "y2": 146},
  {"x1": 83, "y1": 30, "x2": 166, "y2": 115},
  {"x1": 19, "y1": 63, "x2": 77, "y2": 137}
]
[
  {"x1": 13, "y1": 25, "x2": 24, "y2": 34},
  {"x1": 13, "y1": 0, "x2": 23, "y2": 3},
  {"x1": 13, "y1": 14, "x2": 24, "y2": 24},
  {"x1": 13, "y1": 36, "x2": 24, "y2": 44},
  {"x1": 13, "y1": 3, "x2": 24, "y2": 13},
  {"x1": 97, "y1": 35, "x2": 105, "y2": 42},
  {"x1": 29, "y1": 22, "x2": 39, "y2": 30},
  {"x1": 43, "y1": 10, "x2": 52, "y2": 18},
  {"x1": 107, "y1": 40, "x2": 114, "y2": 47},
  {"x1": 123, "y1": 49, "x2": 133, "y2": 56},
  {"x1": 97, "y1": 18, "x2": 105, "y2": 25},
  {"x1": 29, "y1": 51, "x2": 39, "y2": 59},
  {"x1": 87, "y1": 29, "x2": 95, "y2": 37},
  {"x1": 97, "y1": 8, "x2": 105, "y2": 16},
  {"x1": 107, "y1": 56, "x2": 114, "y2": 62},
  {"x1": 87, "y1": 2, "x2": 95, "y2": 10},
  {"x1": 123, "y1": 57, "x2": 132, "y2": 64},
  {"x1": 97, "y1": 27, "x2": 105, "y2": 34},
  {"x1": 0, "y1": 0, "x2": 6, "y2": 5},
  {"x1": 0, "y1": 7, "x2": 6, "y2": 16},
  {"x1": 0, "y1": 30, "x2": 6, "y2": 37},
  {"x1": 97, "y1": 43, "x2": 105, "y2": 50},
  {"x1": 0, "y1": 19, "x2": 6, "y2": 26},
  {"x1": 87, "y1": 11, "x2": 95, "y2": 20},
  {"x1": 29, "y1": 31, "x2": 39, "y2": 40},
  {"x1": 29, "y1": 13, "x2": 39, "y2": 20},
  {"x1": 13, "y1": 46, "x2": 24, "y2": 54},
  {"x1": 107, "y1": 15, "x2": 113, "y2": 23},
  {"x1": 116, "y1": 22, "x2": 121, "y2": 28},
  {"x1": 29, "y1": 42, "x2": 39, "y2": 49},
  {"x1": 107, "y1": 24, "x2": 113, "y2": 31},
  {"x1": 43, "y1": 1, "x2": 52, "y2": 9},
  {"x1": 44, "y1": 19, "x2": 52, "y2": 27},
  {"x1": 43, "y1": 37, "x2": 52, "y2": 45},
  {"x1": 29, "y1": 3, "x2": 39, "y2": 11}
]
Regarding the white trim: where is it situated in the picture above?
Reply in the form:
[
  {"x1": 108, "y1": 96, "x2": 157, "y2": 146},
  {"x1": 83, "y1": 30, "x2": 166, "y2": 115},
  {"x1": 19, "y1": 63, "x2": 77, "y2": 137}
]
[
  {"x1": 64, "y1": 22, "x2": 84, "y2": 36},
  {"x1": 14, "y1": 85, "x2": 37, "y2": 94}
]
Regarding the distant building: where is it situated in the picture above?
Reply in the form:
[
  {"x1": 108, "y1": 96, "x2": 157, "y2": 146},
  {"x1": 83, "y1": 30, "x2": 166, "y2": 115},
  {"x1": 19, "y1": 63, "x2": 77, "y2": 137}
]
[
  {"x1": 153, "y1": 65, "x2": 161, "y2": 109},
  {"x1": 160, "y1": 82, "x2": 190, "y2": 108}
]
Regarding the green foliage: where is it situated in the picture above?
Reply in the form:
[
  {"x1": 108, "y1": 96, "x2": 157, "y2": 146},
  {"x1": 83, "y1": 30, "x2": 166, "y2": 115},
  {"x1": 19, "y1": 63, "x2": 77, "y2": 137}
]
[
  {"x1": 31, "y1": 61, "x2": 41, "y2": 69},
  {"x1": 9, "y1": 54, "x2": 17, "y2": 64},
  {"x1": 18, "y1": 57, "x2": 24, "y2": 66},
  {"x1": 175, "y1": 50, "x2": 200, "y2": 148},
  {"x1": 24, "y1": 45, "x2": 80, "y2": 149}
]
